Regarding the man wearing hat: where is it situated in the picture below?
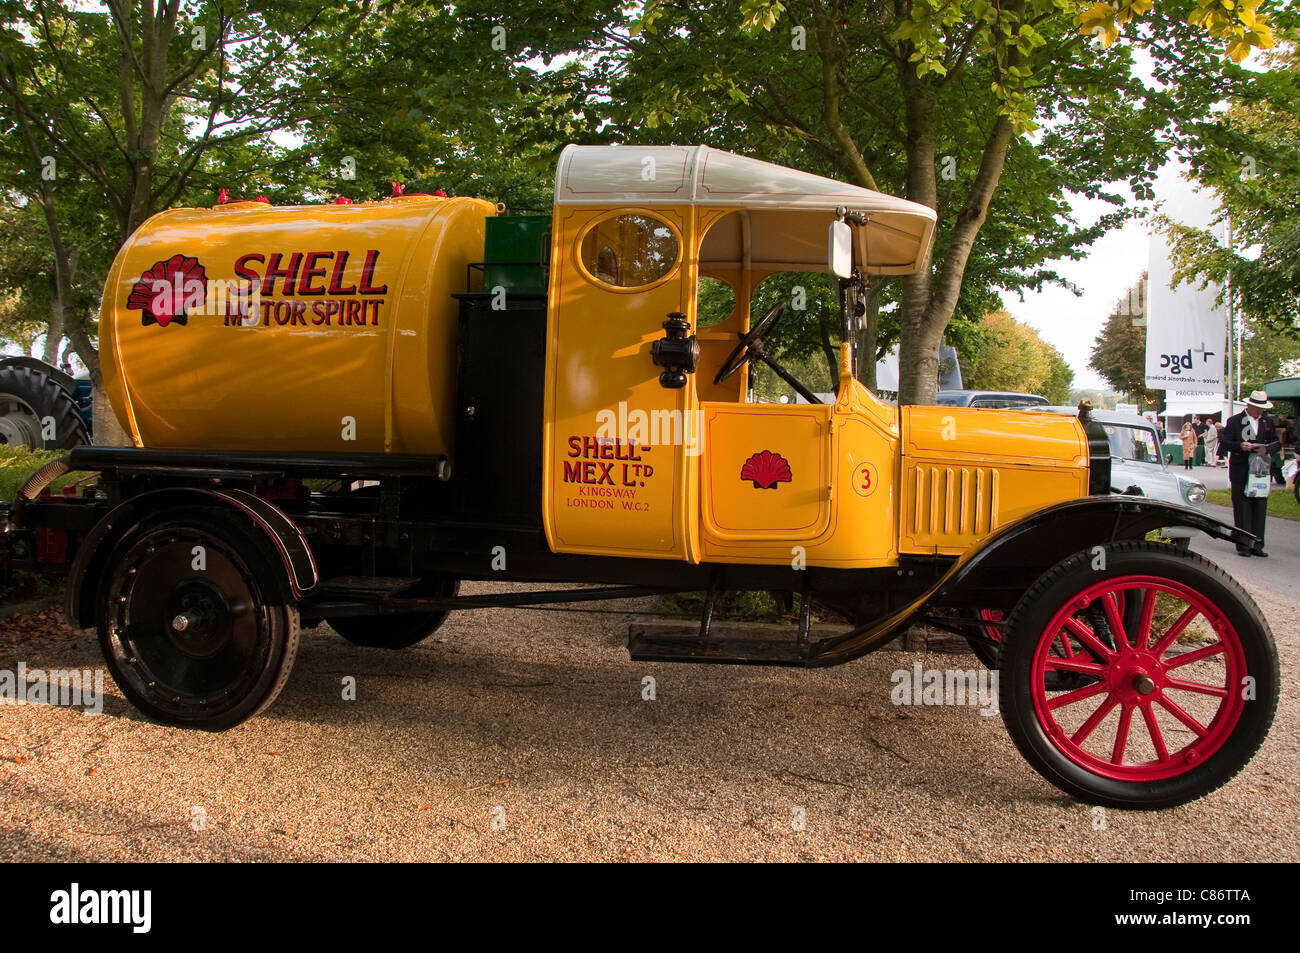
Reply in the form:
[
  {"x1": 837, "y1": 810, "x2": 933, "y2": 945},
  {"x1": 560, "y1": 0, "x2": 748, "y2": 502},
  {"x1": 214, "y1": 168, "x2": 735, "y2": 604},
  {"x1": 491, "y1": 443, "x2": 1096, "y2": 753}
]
[{"x1": 1221, "y1": 390, "x2": 1281, "y2": 557}]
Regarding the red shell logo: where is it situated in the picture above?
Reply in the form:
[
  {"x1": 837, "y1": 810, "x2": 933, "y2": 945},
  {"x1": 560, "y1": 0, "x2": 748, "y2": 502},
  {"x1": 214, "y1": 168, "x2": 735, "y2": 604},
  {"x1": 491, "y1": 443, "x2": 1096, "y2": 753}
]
[
  {"x1": 740, "y1": 450, "x2": 792, "y2": 489},
  {"x1": 126, "y1": 254, "x2": 207, "y2": 327}
]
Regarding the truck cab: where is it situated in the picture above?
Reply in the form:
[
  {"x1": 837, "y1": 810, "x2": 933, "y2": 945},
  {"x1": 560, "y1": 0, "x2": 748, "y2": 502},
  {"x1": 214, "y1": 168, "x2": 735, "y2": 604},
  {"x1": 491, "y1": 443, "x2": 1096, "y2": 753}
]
[{"x1": 539, "y1": 145, "x2": 1090, "y2": 567}]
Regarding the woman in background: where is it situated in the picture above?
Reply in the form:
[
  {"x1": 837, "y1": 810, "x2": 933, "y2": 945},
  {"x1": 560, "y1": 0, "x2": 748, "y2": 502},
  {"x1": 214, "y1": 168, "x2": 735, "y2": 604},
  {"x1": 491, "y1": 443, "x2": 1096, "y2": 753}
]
[{"x1": 1180, "y1": 421, "x2": 1197, "y2": 470}]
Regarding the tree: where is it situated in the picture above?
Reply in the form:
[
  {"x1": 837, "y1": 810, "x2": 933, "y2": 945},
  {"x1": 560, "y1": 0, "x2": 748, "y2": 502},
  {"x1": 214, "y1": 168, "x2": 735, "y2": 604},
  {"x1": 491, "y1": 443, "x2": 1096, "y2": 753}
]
[
  {"x1": 1089, "y1": 276, "x2": 1164, "y2": 407},
  {"x1": 0, "y1": 1, "x2": 585, "y2": 441},
  {"x1": 1161, "y1": 45, "x2": 1300, "y2": 338},
  {"x1": 960, "y1": 309, "x2": 1074, "y2": 401},
  {"x1": 1237, "y1": 311, "x2": 1300, "y2": 399},
  {"x1": 555, "y1": 0, "x2": 1291, "y2": 405},
  {"x1": 0, "y1": 1, "x2": 359, "y2": 437}
]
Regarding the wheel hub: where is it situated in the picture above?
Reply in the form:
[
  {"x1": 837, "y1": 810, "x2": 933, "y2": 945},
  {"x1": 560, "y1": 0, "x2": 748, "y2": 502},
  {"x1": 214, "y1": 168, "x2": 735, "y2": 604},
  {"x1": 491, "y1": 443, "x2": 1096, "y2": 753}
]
[
  {"x1": 1106, "y1": 650, "x2": 1163, "y2": 704},
  {"x1": 0, "y1": 397, "x2": 44, "y2": 449},
  {"x1": 164, "y1": 580, "x2": 232, "y2": 659}
]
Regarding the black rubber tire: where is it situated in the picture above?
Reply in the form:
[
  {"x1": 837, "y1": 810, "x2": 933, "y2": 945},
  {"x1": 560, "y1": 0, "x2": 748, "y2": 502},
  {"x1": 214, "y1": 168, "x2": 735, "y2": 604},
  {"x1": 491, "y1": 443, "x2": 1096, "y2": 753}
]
[
  {"x1": 97, "y1": 508, "x2": 299, "y2": 731},
  {"x1": 964, "y1": 610, "x2": 1001, "y2": 669},
  {"x1": 999, "y1": 541, "x2": 1279, "y2": 809},
  {"x1": 328, "y1": 578, "x2": 459, "y2": 649},
  {"x1": 0, "y1": 361, "x2": 89, "y2": 449}
]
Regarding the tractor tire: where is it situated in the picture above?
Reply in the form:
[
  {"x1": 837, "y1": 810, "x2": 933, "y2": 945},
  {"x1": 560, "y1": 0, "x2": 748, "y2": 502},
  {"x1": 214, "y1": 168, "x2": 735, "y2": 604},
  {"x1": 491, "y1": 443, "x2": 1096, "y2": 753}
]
[{"x1": 0, "y1": 361, "x2": 89, "y2": 449}]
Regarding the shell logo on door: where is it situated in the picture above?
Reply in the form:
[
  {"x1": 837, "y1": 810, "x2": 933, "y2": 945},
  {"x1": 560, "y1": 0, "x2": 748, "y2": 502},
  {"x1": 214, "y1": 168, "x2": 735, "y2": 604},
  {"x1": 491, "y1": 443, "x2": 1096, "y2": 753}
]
[{"x1": 701, "y1": 404, "x2": 832, "y2": 541}]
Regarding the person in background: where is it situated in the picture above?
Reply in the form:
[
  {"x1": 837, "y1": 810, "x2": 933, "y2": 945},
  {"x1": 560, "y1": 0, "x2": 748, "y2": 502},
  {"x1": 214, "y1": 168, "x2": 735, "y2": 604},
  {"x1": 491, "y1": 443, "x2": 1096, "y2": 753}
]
[
  {"x1": 1179, "y1": 421, "x2": 1197, "y2": 470},
  {"x1": 1214, "y1": 421, "x2": 1228, "y2": 466},
  {"x1": 1222, "y1": 391, "x2": 1281, "y2": 557},
  {"x1": 1192, "y1": 415, "x2": 1208, "y2": 466},
  {"x1": 1203, "y1": 414, "x2": 1218, "y2": 465}
]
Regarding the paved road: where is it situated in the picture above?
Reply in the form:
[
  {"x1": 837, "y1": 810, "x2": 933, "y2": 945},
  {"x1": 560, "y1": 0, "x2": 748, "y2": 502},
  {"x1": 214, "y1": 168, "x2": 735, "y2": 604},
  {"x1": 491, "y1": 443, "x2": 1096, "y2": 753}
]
[{"x1": 1180, "y1": 462, "x2": 1297, "y2": 600}]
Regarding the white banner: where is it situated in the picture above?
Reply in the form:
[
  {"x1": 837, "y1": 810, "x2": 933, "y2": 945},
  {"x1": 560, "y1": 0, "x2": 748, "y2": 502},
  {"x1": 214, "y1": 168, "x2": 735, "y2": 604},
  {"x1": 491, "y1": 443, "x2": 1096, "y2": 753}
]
[{"x1": 1144, "y1": 188, "x2": 1227, "y2": 390}]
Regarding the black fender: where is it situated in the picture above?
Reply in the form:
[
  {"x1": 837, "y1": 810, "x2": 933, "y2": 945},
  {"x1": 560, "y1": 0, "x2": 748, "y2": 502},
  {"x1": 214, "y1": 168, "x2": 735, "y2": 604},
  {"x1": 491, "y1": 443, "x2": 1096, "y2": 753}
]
[
  {"x1": 809, "y1": 496, "x2": 1247, "y2": 667},
  {"x1": 66, "y1": 487, "x2": 318, "y2": 628},
  {"x1": 931, "y1": 495, "x2": 1249, "y2": 605}
]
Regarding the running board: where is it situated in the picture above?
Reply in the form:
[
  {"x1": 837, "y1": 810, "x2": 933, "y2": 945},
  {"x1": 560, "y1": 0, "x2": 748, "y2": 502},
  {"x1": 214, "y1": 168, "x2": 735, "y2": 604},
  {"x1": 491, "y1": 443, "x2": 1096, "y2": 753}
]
[{"x1": 628, "y1": 623, "x2": 810, "y2": 666}]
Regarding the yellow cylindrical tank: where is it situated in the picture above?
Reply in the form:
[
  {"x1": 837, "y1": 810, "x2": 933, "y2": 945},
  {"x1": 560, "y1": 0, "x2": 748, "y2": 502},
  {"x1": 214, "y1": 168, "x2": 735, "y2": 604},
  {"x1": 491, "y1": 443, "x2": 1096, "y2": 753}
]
[{"x1": 99, "y1": 195, "x2": 495, "y2": 454}]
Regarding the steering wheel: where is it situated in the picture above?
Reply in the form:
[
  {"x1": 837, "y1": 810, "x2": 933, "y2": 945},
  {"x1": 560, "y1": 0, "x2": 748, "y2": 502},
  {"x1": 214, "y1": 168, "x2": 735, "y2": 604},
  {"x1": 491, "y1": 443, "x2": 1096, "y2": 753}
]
[{"x1": 714, "y1": 300, "x2": 787, "y2": 385}]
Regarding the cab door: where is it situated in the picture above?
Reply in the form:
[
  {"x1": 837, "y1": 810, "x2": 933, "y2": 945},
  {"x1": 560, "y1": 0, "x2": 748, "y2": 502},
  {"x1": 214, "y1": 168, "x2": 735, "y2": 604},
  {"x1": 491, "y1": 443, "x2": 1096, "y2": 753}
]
[{"x1": 700, "y1": 402, "x2": 833, "y2": 542}]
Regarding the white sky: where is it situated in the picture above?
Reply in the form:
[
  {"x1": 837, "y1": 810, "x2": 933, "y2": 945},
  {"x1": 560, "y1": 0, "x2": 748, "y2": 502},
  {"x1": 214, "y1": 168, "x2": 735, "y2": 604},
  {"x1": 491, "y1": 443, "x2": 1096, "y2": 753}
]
[{"x1": 1002, "y1": 162, "x2": 1210, "y2": 391}]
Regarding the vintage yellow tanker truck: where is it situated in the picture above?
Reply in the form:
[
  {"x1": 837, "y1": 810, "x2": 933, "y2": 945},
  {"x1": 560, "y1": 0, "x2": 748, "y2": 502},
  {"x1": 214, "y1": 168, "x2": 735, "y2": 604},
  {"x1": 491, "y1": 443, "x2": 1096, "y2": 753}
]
[{"x1": 1, "y1": 145, "x2": 1277, "y2": 809}]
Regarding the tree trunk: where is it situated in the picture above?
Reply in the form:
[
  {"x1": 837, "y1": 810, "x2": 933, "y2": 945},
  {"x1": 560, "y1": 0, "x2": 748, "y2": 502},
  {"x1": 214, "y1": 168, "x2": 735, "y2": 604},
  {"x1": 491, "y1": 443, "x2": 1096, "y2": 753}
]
[
  {"x1": 897, "y1": 274, "x2": 944, "y2": 406},
  {"x1": 42, "y1": 307, "x2": 63, "y2": 365},
  {"x1": 92, "y1": 377, "x2": 131, "y2": 446},
  {"x1": 817, "y1": 308, "x2": 840, "y2": 394},
  {"x1": 855, "y1": 278, "x2": 882, "y2": 391}
]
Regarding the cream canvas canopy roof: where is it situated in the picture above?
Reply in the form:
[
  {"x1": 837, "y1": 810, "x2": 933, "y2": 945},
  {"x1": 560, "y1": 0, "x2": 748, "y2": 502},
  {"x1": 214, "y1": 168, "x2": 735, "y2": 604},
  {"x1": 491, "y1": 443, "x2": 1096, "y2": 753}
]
[{"x1": 554, "y1": 144, "x2": 937, "y2": 275}]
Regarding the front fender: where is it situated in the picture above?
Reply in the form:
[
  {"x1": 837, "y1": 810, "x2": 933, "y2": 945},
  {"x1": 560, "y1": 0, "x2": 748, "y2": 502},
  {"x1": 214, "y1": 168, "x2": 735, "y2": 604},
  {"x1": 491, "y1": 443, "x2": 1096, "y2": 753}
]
[
  {"x1": 808, "y1": 496, "x2": 1247, "y2": 667},
  {"x1": 932, "y1": 495, "x2": 1248, "y2": 606}
]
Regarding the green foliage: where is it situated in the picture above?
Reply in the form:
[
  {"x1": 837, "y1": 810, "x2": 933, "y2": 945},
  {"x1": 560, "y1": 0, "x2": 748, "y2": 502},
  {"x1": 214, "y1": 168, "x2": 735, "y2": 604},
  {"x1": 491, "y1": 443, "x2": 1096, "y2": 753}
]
[
  {"x1": 960, "y1": 310, "x2": 1074, "y2": 401},
  {"x1": 1090, "y1": 276, "x2": 1165, "y2": 407},
  {"x1": 0, "y1": 447, "x2": 90, "y2": 502},
  {"x1": 579, "y1": 0, "x2": 1296, "y2": 402},
  {"x1": 1206, "y1": 487, "x2": 1299, "y2": 522},
  {"x1": 0, "y1": 1, "x2": 595, "y2": 362},
  {"x1": 1236, "y1": 315, "x2": 1300, "y2": 399},
  {"x1": 1163, "y1": 46, "x2": 1300, "y2": 340}
]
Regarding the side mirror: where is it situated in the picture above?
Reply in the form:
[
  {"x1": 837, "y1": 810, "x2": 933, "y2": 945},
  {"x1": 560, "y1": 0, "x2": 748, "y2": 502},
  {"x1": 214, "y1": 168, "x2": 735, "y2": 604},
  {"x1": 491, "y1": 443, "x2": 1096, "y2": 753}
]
[{"x1": 828, "y1": 220, "x2": 852, "y2": 278}]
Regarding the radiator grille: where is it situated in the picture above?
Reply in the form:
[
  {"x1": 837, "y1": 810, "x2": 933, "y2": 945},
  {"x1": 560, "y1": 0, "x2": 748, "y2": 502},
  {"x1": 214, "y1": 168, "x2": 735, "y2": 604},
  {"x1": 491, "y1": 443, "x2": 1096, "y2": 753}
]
[{"x1": 911, "y1": 465, "x2": 1000, "y2": 539}]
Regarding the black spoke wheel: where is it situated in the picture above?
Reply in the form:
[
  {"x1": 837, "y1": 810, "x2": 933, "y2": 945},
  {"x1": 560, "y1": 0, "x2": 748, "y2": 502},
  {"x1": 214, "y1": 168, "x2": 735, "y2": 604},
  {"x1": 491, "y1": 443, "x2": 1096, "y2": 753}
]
[
  {"x1": 328, "y1": 578, "x2": 459, "y2": 649},
  {"x1": 999, "y1": 541, "x2": 1278, "y2": 809},
  {"x1": 98, "y1": 509, "x2": 299, "y2": 730}
]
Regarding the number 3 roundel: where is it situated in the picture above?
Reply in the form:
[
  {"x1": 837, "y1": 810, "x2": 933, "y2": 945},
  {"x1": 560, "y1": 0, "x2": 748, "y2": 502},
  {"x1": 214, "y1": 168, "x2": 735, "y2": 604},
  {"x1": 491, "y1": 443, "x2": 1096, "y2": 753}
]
[{"x1": 852, "y1": 461, "x2": 878, "y2": 498}]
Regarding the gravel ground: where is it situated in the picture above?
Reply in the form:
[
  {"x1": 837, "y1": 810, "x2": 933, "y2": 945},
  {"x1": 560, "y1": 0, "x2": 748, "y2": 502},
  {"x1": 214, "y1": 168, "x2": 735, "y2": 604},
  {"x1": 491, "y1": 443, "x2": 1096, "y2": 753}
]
[{"x1": 0, "y1": 579, "x2": 1295, "y2": 862}]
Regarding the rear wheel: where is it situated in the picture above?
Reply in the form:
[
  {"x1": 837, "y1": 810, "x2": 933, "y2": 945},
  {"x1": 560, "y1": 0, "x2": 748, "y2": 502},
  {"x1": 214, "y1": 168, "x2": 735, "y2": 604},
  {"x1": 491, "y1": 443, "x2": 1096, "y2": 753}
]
[
  {"x1": 999, "y1": 541, "x2": 1278, "y2": 808},
  {"x1": 328, "y1": 578, "x2": 458, "y2": 649},
  {"x1": 97, "y1": 509, "x2": 299, "y2": 730},
  {"x1": 0, "y1": 361, "x2": 88, "y2": 449}
]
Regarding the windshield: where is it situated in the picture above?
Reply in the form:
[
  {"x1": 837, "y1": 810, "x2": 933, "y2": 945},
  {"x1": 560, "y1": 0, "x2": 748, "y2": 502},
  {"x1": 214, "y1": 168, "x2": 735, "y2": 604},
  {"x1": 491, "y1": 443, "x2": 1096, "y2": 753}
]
[{"x1": 1105, "y1": 424, "x2": 1161, "y2": 465}]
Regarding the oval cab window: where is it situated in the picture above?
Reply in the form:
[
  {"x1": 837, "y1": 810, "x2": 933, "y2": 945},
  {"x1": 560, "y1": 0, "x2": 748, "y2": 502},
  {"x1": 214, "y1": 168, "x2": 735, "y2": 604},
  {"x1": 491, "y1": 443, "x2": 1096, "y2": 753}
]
[{"x1": 579, "y1": 214, "x2": 680, "y2": 289}]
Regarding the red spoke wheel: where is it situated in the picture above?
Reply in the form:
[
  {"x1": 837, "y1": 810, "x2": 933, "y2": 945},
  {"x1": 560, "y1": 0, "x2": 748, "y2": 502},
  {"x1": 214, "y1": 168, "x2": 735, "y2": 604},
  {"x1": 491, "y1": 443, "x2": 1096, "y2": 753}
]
[
  {"x1": 97, "y1": 509, "x2": 300, "y2": 731},
  {"x1": 999, "y1": 541, "x2": 1278, "y2": 808}
]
